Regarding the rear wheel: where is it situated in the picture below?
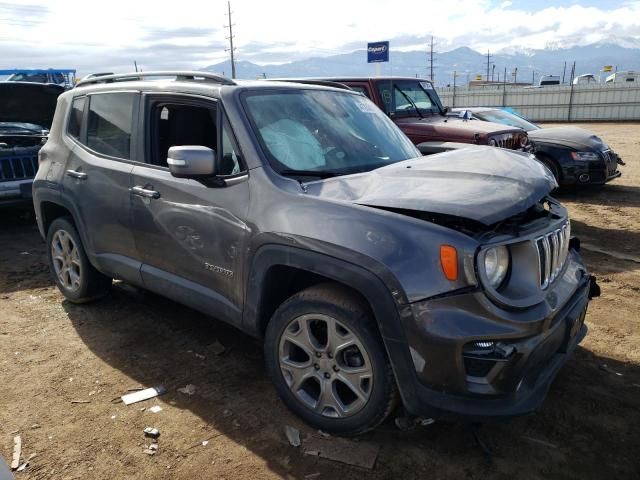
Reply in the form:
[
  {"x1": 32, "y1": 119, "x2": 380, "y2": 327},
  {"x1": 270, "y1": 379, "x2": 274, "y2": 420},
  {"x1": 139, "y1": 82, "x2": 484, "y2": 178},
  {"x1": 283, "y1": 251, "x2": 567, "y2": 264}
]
[
  {"x1": 46, "y1": 217, "x2": 111, "y2": 303},
  {"x1": 264, "y1": 283, "x2": 398, "y2": 435}
]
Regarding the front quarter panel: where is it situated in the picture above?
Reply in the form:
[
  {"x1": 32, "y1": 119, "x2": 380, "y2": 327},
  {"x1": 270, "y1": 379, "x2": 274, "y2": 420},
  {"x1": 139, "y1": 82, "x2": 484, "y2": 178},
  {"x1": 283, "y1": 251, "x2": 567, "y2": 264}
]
[{"x1": 245, "y1": 167, "x2": 479, "y2": 305}]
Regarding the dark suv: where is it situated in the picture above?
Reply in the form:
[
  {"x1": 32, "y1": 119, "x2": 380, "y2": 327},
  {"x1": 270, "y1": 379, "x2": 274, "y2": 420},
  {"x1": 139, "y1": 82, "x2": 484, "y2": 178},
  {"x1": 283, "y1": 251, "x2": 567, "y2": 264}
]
[
  {"x1": 34, "y1": 72, "x2": 598, "y2": 435},
  {"x1": 1, "y1": 82, "x2": 63, "y2": 206}
]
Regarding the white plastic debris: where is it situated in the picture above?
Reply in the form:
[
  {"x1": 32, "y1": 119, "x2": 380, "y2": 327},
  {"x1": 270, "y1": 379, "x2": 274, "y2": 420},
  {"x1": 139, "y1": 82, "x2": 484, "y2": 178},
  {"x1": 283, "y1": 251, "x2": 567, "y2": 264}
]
[
  {"x1": 122, "y1": 386, "x2": 167, "y2": 405},
  {"x1": 285, "y1": 426, "x2": 301, "y2": 447},
  {"x1": 16, "y1": 453, "x2": 36, "y2": 472},
  {"x1": 11, "y1": 435, "x2": 21, "y2": 470},
  {"x1": 149, "y1": 406, "x2": 163, "y2": 413},
  {"x1": 177, "y1": 384, "x2": 197, "y2": 395}
]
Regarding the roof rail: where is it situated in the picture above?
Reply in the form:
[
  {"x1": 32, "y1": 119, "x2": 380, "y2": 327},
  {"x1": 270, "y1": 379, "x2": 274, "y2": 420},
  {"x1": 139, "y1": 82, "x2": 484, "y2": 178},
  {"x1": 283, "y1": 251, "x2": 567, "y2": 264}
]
[
  {"x1": 266, "y1": 79, "x2": 352, "y2": 90},
  {"x1": 76, "y1": 71, "x2": 235, "y2": 88}
]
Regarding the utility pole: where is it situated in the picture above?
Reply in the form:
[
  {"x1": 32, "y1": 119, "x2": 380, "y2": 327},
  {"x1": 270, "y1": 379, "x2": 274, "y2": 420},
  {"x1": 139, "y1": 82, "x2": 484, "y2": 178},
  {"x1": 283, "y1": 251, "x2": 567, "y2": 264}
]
[
  {"x1": 502, "y1": 67, "x2": 507, "y2": 106},
  {"x1": 562, "y1": 61, "x2": 567, "y2": 84},
  {"x1": 513, "y1": 67, "x2": 518, "y2": 84},
  {"x1": 486, "y1": 50, "x2": 492, "y2": 81},
  {"x1": 427, "y1": 36, "x2": 437, "y2": 83},
  {"x1": 491, "y1": 64, "x2": 495, "y2": 82},
  {"x1": 225, "y1": 1, "x2": 237, "y2": 79},
  {"x1": 452, "y1": 71, "x2": 457, "y2": 107},
  {"x1": 134, "y1": 61, "x2": 138, "y2": 72},
  {"x1": 568, "y1": 61, "x2": 576, "y2": 121}
]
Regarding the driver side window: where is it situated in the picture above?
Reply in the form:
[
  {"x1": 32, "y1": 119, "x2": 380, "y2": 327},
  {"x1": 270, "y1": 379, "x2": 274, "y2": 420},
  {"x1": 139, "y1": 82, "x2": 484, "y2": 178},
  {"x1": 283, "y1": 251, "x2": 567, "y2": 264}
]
[
  {"x1": 149, "y1": 102, "x2": 217, "y2": 168},
  {"x1": 147, "y1": 100, "x2": 246, "y2": 175}
]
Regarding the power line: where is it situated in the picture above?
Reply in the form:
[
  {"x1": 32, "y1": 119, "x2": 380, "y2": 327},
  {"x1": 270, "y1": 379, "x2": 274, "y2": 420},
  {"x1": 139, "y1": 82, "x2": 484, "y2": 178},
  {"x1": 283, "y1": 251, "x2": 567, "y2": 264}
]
[{"x1": 224, "y1": 1, "x2": 237, "y2": 79}]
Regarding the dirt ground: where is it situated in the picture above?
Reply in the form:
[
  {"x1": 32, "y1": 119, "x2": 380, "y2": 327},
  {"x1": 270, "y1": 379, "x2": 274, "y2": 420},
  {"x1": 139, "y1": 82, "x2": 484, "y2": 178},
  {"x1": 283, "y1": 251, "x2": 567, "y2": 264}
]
[{"x1": 1, "y1": 123, "x2": 639, "y2": 480}]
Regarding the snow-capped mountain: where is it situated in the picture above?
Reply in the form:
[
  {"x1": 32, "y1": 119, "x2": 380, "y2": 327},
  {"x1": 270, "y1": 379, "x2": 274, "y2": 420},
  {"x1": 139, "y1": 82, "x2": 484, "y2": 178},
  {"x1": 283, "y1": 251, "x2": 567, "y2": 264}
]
[{"x1": 204, "y1": 41, "x2": 640, "y2": 86}]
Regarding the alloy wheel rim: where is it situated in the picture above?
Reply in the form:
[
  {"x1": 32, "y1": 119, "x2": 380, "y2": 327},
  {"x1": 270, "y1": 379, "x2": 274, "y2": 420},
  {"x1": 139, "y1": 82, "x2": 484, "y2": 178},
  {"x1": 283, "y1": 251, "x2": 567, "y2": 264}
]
[
  {"x1": 51, "y1": 230, "x2": 82, "y2": 292},
  {"x1": 278, "y1": 313, "x2": 373, "y2": 418}
]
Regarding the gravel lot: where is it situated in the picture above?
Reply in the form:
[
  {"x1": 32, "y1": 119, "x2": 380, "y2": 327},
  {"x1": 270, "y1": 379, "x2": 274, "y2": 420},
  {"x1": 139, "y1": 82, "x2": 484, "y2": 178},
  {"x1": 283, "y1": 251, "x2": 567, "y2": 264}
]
[{"x1": 1, "y1": 123, "x2": 639, "y2": 480}]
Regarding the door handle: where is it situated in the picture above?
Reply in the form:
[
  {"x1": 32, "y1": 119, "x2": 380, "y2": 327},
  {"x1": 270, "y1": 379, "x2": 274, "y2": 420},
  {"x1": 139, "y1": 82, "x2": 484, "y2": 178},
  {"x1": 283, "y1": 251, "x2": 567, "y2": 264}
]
[
  {"x1": 66, "y1": 169, "x2": 88, "y2": 180},
  {"x1": 131, "y1": 185, "x2": 161, "y2": 199}
]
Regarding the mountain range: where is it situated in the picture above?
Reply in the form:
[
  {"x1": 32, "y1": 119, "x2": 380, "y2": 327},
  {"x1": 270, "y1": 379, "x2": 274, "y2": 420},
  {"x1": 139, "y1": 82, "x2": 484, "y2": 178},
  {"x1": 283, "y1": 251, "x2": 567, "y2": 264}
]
[{"x1": 204, "y1": 40, "x2": 640, "y2": 86}]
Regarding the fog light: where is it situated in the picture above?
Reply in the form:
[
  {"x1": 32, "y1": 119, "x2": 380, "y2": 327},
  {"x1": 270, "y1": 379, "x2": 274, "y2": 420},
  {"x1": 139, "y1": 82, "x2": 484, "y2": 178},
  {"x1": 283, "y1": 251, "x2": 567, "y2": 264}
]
[{"x1": 579, "y1": 173, "x2": 590, "y2": 183}]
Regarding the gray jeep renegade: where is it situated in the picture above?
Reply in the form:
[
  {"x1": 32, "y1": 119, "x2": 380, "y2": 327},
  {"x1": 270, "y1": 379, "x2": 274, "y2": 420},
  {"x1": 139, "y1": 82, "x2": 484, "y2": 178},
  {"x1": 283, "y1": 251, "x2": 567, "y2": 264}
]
[{"x1": 33, "y1": 71, "x2": 599, "y2": 435}]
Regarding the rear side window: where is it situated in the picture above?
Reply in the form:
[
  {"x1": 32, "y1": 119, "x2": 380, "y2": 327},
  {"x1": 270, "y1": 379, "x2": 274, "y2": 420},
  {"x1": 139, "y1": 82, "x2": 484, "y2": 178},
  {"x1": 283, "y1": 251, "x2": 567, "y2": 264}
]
[
  {"x1": 87, "y1": 93, "x2": 135, "y2": 159},
  {"x1": 67, "y1": 97, "x2": 86, "y2": 140}
]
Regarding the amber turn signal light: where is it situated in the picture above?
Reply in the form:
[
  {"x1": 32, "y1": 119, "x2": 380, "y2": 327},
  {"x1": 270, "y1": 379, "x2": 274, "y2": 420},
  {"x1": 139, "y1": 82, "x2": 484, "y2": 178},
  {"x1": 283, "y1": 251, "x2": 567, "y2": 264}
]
[{"x1": 440, "y1": 245, "x2": 458, "y2": 281}]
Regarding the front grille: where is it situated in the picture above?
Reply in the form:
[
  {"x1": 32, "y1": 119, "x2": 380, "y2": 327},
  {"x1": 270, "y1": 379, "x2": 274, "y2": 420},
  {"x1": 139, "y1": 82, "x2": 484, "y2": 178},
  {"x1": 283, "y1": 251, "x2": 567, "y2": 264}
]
[
  {"x1": 490, "y1": 133, "x2": 517, "y2": 149},
  {"x1": 0, "y1": 152, "x2": 39, "y2": 182},
  {"x1": 535, "y1": 221, "x2": 570, "y2": 289}
]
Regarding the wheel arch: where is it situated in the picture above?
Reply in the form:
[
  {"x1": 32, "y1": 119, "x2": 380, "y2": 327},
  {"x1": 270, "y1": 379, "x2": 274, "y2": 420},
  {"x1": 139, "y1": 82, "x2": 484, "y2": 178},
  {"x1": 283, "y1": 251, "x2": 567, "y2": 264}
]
[
  {"x1": 35, "y1": 191, "x2": 94, "y2": 260},
  {"x1": 534, "y1": 150, "x2": 562, "y2": 183},
  {"x1": 244, "y1": 244, "x2": 405, "y2": 341},
  {"x1": 244, "y1": 244, "x2": 422, "y2": 413}
]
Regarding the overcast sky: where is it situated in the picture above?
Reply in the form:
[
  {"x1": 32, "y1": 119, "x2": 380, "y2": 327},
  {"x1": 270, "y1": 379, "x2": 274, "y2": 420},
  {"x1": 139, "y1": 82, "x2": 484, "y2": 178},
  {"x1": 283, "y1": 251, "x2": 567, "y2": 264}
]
[{"x1": 1, "y1": 0, "x2": 639, "y2": 75}]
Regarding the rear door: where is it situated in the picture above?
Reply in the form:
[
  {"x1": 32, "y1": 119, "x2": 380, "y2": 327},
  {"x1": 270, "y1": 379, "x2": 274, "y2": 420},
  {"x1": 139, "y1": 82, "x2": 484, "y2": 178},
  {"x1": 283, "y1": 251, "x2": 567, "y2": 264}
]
[
  {"x1": 62, "y1": 91, "x2": 141, "y2": 284},
  {"x1": 130, "y1": 93, "x2": 250, "y2": 327}
]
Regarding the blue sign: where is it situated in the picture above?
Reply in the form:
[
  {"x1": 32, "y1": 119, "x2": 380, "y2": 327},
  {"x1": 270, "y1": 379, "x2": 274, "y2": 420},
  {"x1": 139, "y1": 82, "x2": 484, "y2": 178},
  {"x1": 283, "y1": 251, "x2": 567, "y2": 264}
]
[{"x1": 367, "y1": 41, "x2": 389, "y2": 63}]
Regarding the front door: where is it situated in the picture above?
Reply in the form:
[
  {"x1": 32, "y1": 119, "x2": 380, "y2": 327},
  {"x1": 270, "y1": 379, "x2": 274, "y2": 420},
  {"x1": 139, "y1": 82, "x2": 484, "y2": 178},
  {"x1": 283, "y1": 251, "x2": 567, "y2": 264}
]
[{"x1": 131, "y1": 94, "x2": 249, "y2": 327}]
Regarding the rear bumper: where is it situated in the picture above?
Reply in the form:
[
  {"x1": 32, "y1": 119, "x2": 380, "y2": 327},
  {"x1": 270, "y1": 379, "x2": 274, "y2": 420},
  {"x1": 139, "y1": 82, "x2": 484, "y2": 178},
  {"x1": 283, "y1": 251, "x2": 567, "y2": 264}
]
[{"x1": 392, "y1": 266, "x2": 594, "y2": 421}]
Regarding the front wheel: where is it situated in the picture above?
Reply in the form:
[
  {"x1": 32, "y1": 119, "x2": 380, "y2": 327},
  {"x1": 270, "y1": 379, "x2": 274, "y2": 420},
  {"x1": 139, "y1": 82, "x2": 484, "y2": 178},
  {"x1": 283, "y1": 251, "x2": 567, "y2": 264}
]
[
  {"x1": 264, "y1": 283, "x2": 398, "y2": 435},
  {"x1": 46, "y1": 217, "x2": 111, "y2": 303},
  {"x1": 537, "y1": 154, "x2": 562, "y2": 184}
]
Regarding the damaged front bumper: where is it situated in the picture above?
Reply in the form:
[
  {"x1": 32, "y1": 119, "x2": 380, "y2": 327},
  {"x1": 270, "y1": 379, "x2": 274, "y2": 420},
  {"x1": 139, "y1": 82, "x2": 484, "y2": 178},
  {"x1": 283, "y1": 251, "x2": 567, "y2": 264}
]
[{"x1": 391, "y1": 252, "x2": 598, "y2": 422}]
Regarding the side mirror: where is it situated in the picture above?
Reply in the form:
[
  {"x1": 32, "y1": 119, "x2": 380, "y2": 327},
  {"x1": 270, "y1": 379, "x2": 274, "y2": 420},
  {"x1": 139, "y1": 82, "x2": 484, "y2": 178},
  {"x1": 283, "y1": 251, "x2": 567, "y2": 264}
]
[
  {"x1": 167, "y1": 146, "x2": 216, "y2": 178},
  {"x1": 442, "y1": 106, "x2": 450, "y2": 114}
]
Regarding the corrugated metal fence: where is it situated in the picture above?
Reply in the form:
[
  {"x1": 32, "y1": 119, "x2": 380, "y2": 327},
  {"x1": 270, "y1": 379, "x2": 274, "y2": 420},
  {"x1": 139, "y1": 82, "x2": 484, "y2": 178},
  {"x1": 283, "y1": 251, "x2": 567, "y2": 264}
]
[{"x1": 436, "y1": 83, "x2": 640, "y2": 122}]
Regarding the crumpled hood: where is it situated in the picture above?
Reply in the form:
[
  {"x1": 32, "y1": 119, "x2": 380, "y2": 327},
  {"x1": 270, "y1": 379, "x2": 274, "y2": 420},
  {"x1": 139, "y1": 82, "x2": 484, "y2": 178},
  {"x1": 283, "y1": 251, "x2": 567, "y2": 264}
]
[
  {"x1": 305, "y1": 146, "x2": 556, "y2": 226},
  {"x1": 529, "y1": 126, "x2": 609, "y2": 150},
  {"x1": 0, "y1": 82, "x2": 64, "y2": 128}
]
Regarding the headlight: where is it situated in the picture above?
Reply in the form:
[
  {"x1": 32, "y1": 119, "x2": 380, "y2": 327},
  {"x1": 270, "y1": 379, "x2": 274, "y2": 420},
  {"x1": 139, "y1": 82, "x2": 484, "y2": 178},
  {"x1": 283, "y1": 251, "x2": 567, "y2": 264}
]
[
  {"x1": 570, "y1": 151, "x2": 600, "y2": 161},
  {"x1": 483, "y1": 246, "x2": 510, "y2": 288}
]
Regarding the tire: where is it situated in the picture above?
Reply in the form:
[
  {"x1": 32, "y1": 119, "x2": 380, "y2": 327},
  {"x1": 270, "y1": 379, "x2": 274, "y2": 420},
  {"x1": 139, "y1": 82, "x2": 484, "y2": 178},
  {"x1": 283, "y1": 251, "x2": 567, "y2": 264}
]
[
  {"x1": 46, "y1": 217, "x2": 111, "y2": 303},
  {"x1": 264, "y1": 283, "x2": 398, "y2": 435}
]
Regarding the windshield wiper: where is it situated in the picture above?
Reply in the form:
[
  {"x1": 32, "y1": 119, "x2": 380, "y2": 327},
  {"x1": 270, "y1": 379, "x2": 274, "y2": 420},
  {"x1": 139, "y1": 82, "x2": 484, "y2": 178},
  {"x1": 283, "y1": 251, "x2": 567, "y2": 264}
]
[
  {"x1": 280, "y1": 169, "x2": 339, "y2": 179},
  {"x1": 394, "y1": 85, "x2": 424, "y2": 119}
]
